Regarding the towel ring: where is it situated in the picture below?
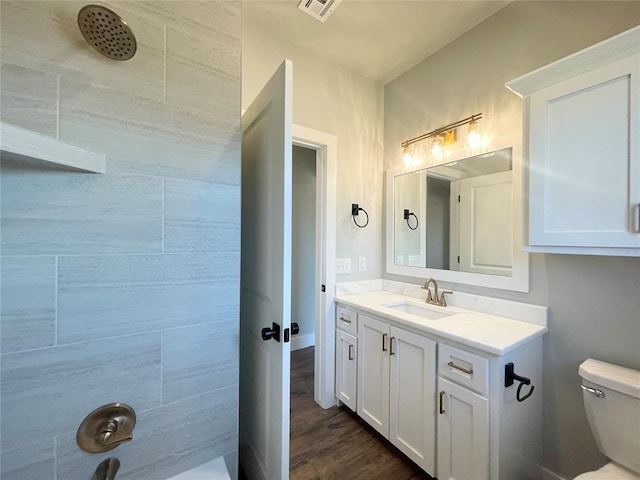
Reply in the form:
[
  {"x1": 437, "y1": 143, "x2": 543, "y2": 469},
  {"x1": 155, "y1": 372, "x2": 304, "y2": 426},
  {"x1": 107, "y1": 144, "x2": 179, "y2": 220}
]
[
  {"x1": 404, "y1": 209, "x2": 418, "y2": 230},
  {"x1": 351, "y1": 204, "x2": 369, "y2": 228}
]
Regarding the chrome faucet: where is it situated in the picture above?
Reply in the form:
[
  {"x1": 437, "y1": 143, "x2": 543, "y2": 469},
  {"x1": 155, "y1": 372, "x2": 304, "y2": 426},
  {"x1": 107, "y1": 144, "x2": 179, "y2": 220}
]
[
  {"x1": 421, "y1": 278, "x2": 453, "y2": 307},
  {"x1": 92, "y1": 458, "x2": 120, "y2": 480}
]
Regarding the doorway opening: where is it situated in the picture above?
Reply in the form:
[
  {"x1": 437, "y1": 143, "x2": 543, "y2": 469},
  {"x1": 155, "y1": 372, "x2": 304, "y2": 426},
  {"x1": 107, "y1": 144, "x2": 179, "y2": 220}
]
[
  {"x1": 291, "y1": 144, "x2": 317, "y2": 352},
  {"x1": 291, "y1": 124, "x2": 337, "y2": 411}
]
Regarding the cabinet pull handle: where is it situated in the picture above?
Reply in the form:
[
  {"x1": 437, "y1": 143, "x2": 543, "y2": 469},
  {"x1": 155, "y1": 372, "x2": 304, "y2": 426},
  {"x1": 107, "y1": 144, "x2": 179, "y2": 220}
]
[
  {"x1": 339, "y1": 315, "x2": 351, "y2": 324},
  {"x1": 348, "y1": 344, "x2": 354, "y2": 361},
  {"x1": 382, "y1": 333, "x2": 388, "y2": 352},
  {"x1": 390, "y1": 337, "x2": 396, "y2": 356},
  {"x1": 439, "y1": 391, "x2": 446, "y2": 414},
  {"x1": 448, "y1": 361, "x2": 473, "y2": 375}
]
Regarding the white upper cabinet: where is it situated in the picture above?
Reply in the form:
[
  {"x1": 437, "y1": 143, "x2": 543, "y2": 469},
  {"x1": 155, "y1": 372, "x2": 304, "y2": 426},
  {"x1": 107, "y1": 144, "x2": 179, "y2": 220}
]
[{"x1": 507, "y1": 27, "x2": 640, "y2": 256}]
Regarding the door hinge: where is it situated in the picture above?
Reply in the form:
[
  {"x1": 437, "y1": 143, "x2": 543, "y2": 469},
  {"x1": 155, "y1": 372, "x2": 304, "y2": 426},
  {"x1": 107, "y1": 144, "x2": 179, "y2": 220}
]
[{"x1": 321, "y1": 284, "x2": 326, "y2": 292}]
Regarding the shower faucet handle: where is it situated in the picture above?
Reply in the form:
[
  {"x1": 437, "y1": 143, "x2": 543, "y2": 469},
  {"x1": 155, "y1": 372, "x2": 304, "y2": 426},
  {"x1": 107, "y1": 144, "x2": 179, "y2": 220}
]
[
  {"x1": 98, "y1": 419, "x2": 132, "y2": 447},
  {"x1": 77, "y1": 403, "x2": 136, "y2": 453}
]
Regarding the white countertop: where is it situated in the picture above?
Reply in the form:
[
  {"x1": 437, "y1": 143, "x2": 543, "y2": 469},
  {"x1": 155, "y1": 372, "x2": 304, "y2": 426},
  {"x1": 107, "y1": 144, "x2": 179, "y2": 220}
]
[{"x1": 335, "y1": 291, "x2": 547, "y2": 356}]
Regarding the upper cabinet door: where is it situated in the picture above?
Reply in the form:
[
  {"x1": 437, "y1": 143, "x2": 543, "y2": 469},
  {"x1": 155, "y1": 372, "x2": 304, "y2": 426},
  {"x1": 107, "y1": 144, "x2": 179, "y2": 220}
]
[
  {"x1": 528, "y1": 53, "x2": 640, "y2": 250},
  {"x1": 507, "y1": 27, "x2": 640, "y2": 256}
]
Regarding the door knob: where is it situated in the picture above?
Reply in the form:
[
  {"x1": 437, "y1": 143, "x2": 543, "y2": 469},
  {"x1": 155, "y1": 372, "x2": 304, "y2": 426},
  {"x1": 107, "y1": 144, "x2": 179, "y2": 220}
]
[
  {"x1": 261, "y1": 322, "x2": 281, "y2": 342},
  {"x1": 291, "y1": 322, "x2": 300, "y2": 335}
]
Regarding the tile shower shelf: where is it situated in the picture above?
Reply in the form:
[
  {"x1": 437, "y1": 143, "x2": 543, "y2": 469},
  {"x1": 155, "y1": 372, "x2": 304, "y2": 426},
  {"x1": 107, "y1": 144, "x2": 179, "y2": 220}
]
[{"x1": 1, "y1": 122, "x2": 105, "y2": 173}]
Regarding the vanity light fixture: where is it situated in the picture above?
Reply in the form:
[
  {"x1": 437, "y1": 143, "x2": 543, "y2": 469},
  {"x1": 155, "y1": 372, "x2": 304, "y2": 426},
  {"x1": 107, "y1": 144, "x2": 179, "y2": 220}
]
[{"x1": 401, "y1": 113, "x2": 483, "y2": 161}]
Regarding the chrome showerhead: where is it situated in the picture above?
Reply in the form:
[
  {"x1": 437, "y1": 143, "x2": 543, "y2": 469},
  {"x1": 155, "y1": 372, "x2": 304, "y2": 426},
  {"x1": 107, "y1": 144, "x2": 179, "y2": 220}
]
[{"x1": 77, "y1": 5, "x2": 137, "y2": 61}]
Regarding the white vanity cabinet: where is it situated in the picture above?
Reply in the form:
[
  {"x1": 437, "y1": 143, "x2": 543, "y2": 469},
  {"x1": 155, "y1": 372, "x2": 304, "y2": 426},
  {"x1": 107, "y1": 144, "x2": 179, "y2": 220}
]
[
  {"x1": 335, "y1": 306, "x2": 358, "y2": 411},
  {"x1": 507, "y1": 27, "x2": 640, "y2": 256},
  {"x1": 335, "y1": 295, "x2": 545, "y2": 479},
  {"x1": 357, "y1": 314, "x2": 437, "y2": 475},
  {"x1": 437, "y1": 345, "x2": 490, "y2": 480}
]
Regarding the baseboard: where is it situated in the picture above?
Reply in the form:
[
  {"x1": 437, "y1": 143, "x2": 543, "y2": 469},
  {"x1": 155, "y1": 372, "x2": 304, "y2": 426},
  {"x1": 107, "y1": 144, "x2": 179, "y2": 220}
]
[
  {"x1": 541, "y1": 466, "x2": 569, "y2": 480},
  {"x1": 291, "y1": 333, "x2": 315, "y2": 351}
]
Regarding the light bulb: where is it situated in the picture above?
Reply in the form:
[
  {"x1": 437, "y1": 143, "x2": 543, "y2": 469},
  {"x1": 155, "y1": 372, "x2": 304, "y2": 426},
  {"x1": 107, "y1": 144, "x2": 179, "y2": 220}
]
[
  {"x1": 431, "y1": 135, "x2": 444, "y2": 158},
  {"x1": 467, "y1": 121, "x2": 482, "y2": 148},
  {"x1": 402, "y1": 145, "x2": 414, "y2": 167}
]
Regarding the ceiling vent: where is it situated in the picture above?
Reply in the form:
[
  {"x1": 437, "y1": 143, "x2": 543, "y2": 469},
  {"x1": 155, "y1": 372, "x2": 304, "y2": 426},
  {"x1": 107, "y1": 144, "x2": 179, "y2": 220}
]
[{"x1": 297, "y1": 0, "x2": 342, "y2": 23}]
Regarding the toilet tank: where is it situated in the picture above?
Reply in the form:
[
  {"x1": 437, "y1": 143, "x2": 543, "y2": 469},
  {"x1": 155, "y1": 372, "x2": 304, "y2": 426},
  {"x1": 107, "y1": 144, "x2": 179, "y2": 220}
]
[{"x1": 579, "y1": 359, "x2": 640, "y2": 475}]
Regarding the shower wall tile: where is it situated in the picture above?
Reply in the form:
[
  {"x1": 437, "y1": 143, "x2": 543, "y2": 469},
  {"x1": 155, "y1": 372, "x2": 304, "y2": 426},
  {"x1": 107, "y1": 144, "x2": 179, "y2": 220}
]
[
  {"x1": 0, "y1": 439, "x2": 55, "y2": 480},
  {"x1": 165, "y1": 26, "x2": 240, "y2": 113},
  {"x1": 56, "y1": 385, "x2": 237, "y2": 480},
  {"x1": 163, "y1": 321, "x2": 239, "y2": 404},
  {"x1": 164, "y1": 178, "x2": 240, "y2": 253},
  {"x1": 59, "y1": 79, "x2": 240, "y2": 185},
  {"x1": 1, "y1": 256, "x2": 56, "y2": 354},
  {"x1": 224, "y1": 450, "x2": 239, "y2": 480},
  {"x1": 58, "y1": 253, "x2": 240, "y2": 344},
  {"x1": 0, "y1": 332, "x2": 161, "y2": 450},
  {"x1": 126, "y1": 1, "x2": 240, "y2": 39},
  {"x1": 0, "y1": 169, "x2": 163, "y2": 255},
  {"x1": 0, "y1": 62, "x2": 58, "y2": 137},
  {"x1": 0, "y1": 1, "x2": 164, "y2": 101}
]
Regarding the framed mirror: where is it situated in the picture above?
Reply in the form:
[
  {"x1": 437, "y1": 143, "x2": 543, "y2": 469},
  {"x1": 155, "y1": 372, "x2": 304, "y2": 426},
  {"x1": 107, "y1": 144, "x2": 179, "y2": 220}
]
[{"x1": 385, "y1": 134, "x2": 529, "y2": 292}]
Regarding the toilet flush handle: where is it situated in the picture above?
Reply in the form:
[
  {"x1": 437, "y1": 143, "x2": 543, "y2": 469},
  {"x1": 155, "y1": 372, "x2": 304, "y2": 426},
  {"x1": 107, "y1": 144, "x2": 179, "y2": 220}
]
[{"x1": 581, "y1": 384, "x2": 605, "y2": 398}]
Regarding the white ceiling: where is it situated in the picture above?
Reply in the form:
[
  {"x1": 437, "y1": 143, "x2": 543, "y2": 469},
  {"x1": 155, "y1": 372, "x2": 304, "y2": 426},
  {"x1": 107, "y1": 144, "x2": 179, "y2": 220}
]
[{"x1": 243, "y1": 0, "x2": 513, "y2": 85}]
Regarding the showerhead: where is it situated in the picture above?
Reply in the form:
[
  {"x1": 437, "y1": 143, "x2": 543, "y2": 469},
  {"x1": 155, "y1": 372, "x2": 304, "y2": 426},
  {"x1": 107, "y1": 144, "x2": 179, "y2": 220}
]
[{"x1": 77, "y1": 5, "x2": 137, "y2": 61}]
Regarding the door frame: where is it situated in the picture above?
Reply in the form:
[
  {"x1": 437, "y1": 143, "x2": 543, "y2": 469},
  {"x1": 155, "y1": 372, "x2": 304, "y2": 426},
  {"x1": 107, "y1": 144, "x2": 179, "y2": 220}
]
[{"x1": 292, "y1": 124, "x2": 337, "y2": 409}]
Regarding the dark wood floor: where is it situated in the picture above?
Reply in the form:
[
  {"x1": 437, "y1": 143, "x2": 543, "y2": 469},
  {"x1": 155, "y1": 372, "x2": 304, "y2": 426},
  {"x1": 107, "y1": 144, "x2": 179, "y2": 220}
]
[{"x1": 289, "y1": 346, "x2": 432, "y2": 480}]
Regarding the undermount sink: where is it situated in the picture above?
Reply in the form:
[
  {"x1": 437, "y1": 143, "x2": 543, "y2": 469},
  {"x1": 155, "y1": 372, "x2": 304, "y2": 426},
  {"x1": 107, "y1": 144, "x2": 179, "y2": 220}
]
[{"x1": 382, "y1": 300, "x2": 454, "y2": 321}]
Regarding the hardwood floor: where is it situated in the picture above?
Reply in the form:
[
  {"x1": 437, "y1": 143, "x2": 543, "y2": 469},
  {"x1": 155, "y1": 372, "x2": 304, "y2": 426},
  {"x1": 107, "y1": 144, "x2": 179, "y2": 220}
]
[{"x1": 289, "y1": 346, "x2": 433, "y2": 480}]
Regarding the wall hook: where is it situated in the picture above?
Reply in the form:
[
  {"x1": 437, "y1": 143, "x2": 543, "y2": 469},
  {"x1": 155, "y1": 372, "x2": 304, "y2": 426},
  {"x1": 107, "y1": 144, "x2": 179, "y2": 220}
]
[
  {"x1": 403, "y1": 209, "x2": 419, "y2": 230},
  {"x1": 351, "y1": 204, "x2": 369, "y2": 228},
  {"x1": 505, "y1": 362, "x2": 535, "y2": 402}
]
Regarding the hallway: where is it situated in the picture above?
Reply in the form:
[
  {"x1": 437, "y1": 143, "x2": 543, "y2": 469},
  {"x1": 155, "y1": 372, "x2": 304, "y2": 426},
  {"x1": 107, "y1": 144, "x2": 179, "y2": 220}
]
[{"x1": 289, "y1": 347, "x2": 432, "y2": 479}]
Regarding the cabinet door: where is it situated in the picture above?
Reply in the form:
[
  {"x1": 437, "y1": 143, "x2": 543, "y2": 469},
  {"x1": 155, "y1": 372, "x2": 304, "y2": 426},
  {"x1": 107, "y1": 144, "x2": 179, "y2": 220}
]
[
  {"x1": 389, "y1": 327, "x2": 436, "y2": 475},
  {"x1": 357, "y1": 315, "x2": 390, "y2": 437},
  {"x1": 528, "y1": 54, "x2": 640, "y2": 248},
  {"x1": 335, "y1": 330, "x2": 357, "y2": 411},
  {"x1": 437, "y1": 377, "x2": 489, "y2": 480}
]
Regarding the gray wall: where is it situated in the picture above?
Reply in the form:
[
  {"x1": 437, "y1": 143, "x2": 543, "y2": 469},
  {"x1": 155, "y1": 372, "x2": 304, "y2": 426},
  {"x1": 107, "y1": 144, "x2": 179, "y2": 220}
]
[
  {"x1": 383, "y1": 2, "x2": 640, "y2": 479},
  {"x1": 0, "y1": 2, "x2": 240, "y2": 479},
  {"x1": 243, "y1": 22, "x2": 384, "y2": 282},
  {"x1": 292, "y1": 145, "x2": 317, "y2": 347}
]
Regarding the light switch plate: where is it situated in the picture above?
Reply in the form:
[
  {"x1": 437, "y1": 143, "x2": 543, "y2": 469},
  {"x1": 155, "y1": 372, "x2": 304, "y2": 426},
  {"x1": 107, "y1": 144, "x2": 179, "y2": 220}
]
[{"x1": 336, "y1": 258, "x2": 351, "y2": 274}]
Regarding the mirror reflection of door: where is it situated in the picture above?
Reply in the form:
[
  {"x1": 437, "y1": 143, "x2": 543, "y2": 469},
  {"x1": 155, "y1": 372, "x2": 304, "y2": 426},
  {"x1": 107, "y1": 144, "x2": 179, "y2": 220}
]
[{"x1": 393, "y1": 147, "x2": 513, "y2": 277}]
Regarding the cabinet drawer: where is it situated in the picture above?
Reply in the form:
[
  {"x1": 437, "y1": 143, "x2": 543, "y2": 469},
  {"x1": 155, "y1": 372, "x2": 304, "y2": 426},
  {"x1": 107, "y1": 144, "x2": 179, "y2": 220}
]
[
  {"x1": 336, "y1": 306, "x2": 358, "y2": 335},
  {"x1": 438, "y1": 344, "x2": 488, "y2": 396}
]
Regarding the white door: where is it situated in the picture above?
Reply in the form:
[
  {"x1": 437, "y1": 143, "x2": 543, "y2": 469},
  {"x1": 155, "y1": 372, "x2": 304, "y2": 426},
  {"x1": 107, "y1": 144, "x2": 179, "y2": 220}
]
[
  {"x1": 458, "y1": 171, "x2": 513, "y2": 276},
  {"x1": 335, "y1": 329, "x2": 357, "y2": 411},
  {"x1": 389, "y1": 327, "x2": 436, "y2": 475},
  {"x1": 437, "y1": 377, "x2": 489, "y2": 480},
  {"x1": 357, "y1": 315, "x2": 390, "y2": 437},
  {"x1": 239, "y1": 59, "x2": 293, "y2": 480}
]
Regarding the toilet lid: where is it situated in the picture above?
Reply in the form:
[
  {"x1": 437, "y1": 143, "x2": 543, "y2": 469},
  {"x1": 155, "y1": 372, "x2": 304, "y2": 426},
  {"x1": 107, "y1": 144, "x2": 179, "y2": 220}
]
[{"x1": 575, "y1": 464, "x2": 640, "y2": 480}]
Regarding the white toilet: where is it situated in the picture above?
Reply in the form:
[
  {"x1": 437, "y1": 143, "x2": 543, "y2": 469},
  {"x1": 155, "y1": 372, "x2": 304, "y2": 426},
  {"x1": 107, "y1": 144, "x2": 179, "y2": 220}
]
[{"x1": 576, "y1": 359, "x2": 640, "y2": 480}]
